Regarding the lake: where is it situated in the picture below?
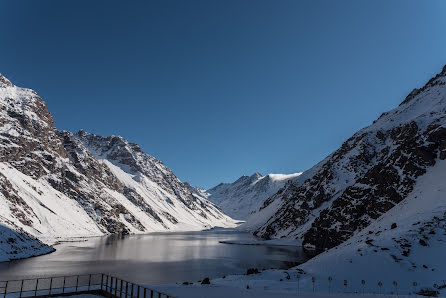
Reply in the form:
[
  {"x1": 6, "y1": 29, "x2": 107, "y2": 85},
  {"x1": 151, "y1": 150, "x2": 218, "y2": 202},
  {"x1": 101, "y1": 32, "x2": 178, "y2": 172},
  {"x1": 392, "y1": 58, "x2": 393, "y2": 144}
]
[{"x1": 0, "y1": 229, "x2": 315, "y2": 284}]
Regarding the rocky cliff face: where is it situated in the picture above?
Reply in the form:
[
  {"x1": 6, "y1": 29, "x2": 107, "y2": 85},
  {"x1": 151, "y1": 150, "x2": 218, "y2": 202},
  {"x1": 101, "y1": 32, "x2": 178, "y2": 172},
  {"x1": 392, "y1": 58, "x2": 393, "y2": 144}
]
[
  {"x1": 0, "y1": 74, "x2": 234, "y2": 257},
  {"x1": 0, "y1": 75, "x2": 67, "y2": 178},
  {"x1": 252, "y1": 66, "x2": 446, "y2": 249}
]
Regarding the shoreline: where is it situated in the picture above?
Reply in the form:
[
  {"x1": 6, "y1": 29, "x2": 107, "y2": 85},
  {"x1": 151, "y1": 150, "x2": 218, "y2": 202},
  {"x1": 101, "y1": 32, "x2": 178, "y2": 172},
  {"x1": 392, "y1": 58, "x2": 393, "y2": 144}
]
[{"x1": 219, "y1": 238, "x2": 304, "y2": 247}]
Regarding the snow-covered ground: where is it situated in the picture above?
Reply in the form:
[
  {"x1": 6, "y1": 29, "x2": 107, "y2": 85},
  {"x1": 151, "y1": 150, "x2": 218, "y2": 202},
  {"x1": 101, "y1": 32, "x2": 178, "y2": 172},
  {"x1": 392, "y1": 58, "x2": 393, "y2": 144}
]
[
  {"x1": 152, "y1": 269, "x2": 422, "y2": 298},
  {"x1": 153, "y1": 264, "x2": 444, "y2": 297}
]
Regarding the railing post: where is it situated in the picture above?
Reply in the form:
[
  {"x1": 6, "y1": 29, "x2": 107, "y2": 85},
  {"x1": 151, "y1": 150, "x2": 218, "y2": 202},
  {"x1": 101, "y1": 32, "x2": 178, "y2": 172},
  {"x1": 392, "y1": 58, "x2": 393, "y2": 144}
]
[
  {"x1": 88, "y1": 274, "x2": 92, "y2": 291},
  {"x1": 4, "y1": 281, "x2": 8, "y2": 298},
  {"x1": 75, "y1": 275, "x2": 79, "y2": 292},
  {"x1": 19, "y1": 280, "x2": 24, "y2": 298},
  {"x1": 131, "y1": 283, "x2": 134, "y2": 297},
  {"x1": 121, "y1": 280, "x2": 124, "y2": 297},
  {"x1": 115, "y1": 278, "x2": 118, "y2": 297},
  {"x1": 137, "y1": 285, "x2": 140, "y2": 298},
  {"x1": 158, "y1": 292, "x2": 161, "y2": 298},
  {"x1": 49, "y1": 277, "x2": 53, "y2": 295},
  {"x1": 150, "y1": 289, "x2": 153, "y2": 298},
  {"x1": 144, "y1": 288, "x2": 147, "y2": 298},
  {"x1": 62, "y1": 276, "x2": 66, "y2": 294},
  {"x1": 101, "y1": 274, "x2": 104, "y2": 291},
  {"x1": 106, "y1": 275, "x2": 110, "y2": 292},
  {"x1": 34, "y1": 278, "x2": 39, "y2": 296},
  {"x1": 125, "y1": 281, "x2": 128, "y2": 297}
]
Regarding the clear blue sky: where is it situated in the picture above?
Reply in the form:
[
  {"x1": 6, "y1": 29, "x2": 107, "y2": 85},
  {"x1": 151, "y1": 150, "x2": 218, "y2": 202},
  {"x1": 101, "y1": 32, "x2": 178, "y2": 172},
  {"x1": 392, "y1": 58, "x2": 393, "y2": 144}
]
[{"x1": 1, "y1": 1, "x2": 446, "y2": 189}]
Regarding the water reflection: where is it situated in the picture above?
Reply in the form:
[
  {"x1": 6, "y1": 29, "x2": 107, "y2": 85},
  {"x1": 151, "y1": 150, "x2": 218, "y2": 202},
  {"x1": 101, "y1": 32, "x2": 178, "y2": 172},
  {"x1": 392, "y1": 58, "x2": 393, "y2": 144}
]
[{"x1": 0, "y1": 229, "x2": 315, "y2": 284}]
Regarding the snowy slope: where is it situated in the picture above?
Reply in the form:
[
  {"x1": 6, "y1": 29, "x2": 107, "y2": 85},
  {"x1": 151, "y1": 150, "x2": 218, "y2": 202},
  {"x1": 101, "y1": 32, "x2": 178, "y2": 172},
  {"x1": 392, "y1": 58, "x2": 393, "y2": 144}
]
[
  {"x1": 0, "y1": 220, "x2": 54, "y2": 262},
  {"x1": 0, "y1": 162, "x2": 103, "y2": 241},
  {"x1": 296, "y1": 158, "x2": 446, "y2": 295},
  {"x1": 206, "y1": 173, "x2": 301, "y2": 220},
  {"x1": 0, "y1": 73, "x2": 235, "y2": 260},
  {"x1": 248, "y1": 65, "x2": 446, "y2": 250}
]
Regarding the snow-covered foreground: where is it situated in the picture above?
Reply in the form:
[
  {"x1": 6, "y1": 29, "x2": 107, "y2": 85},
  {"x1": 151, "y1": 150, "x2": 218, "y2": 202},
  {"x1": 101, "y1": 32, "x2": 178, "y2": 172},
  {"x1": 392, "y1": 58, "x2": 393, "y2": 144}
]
[
  {"x1": 152, "y1": 268, "x2": 423, "y2": 298},
  {"x1": 154, "y1": 285, "x2": 415, "y2": 298},
  {"x1": 152, "y1": 266, "x2": 444, "y2": 297}
]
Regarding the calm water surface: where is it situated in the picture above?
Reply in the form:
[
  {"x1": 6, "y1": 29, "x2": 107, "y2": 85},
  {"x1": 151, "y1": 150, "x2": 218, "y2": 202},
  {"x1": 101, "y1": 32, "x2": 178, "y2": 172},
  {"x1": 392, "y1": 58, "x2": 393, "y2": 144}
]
[{"x1": 0, "y1": 229, "x2": 314, "y2": 284}]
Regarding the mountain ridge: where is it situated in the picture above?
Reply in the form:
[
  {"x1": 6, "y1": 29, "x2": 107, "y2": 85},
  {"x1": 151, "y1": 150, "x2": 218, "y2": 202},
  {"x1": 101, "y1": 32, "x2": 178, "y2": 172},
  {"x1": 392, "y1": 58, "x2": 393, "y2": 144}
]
[{"x1": 246, "y1": 65, "x2": 446, "y2": 251}]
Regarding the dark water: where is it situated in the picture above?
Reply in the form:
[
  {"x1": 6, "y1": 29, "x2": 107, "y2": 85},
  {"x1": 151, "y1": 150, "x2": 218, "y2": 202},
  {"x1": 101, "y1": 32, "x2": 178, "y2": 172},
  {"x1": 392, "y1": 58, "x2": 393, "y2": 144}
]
[{"x1": 0, "y1": 229, "x2": 314, "y2": 284}]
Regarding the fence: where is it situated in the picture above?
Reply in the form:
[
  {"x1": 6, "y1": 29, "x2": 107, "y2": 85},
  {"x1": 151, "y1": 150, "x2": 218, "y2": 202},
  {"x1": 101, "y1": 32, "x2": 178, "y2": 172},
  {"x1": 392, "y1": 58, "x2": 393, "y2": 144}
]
[
  {"x1": 0, "y1": 273, "x2": 173, "y2": 298},
  {"x1": 290, "y1": 275, "x2": 446, "y2": 297}
]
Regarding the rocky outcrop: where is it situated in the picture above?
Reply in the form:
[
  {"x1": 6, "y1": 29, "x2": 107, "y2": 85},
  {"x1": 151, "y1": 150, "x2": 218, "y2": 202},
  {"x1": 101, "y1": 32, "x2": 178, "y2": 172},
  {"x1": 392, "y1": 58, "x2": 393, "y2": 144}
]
[{"x1": 0, "y1": 75, "x2": 67, "y2": 179}]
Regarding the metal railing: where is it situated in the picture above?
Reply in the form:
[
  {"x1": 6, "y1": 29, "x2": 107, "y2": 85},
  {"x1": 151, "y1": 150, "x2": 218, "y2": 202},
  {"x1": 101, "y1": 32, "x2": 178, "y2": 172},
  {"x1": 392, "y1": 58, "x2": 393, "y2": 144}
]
[
  {"x1": 101, "y1": 274, "x2": 173, "y2": 298},
  {"x1": 287, "y1": 274, "x2": 445, "y2": 296},
  {"x1": 0, "y1": 273, "x2": 173, "y2": 298}
]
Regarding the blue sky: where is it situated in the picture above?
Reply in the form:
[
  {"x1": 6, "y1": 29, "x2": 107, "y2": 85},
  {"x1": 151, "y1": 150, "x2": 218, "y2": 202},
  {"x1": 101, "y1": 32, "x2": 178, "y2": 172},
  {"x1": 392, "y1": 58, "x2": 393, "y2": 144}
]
[{"x1": 1, "y1": 0, "x2": 446, "y2": 188}]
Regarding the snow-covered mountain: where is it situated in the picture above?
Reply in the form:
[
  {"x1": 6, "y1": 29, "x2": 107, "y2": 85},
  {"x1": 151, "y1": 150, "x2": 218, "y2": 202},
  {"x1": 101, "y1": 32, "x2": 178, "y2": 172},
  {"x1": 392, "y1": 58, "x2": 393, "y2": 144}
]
[
  {"x1": 206, "y1": 173, "x2": 301, "y2": 220},
  {"x1": 246, "y1": 65, "x2": 446, "y2": 253},
  {"x1": 0, "y1": 74, "x2": 235, "y2": 260}
]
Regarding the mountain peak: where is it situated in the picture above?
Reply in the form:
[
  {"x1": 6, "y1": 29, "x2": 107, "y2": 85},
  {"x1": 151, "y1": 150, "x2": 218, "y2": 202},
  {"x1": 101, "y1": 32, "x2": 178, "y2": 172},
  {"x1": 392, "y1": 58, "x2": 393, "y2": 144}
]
[
  {"x1": 77, "y1": 129, "x2": 88, "y2": 137},
  {"x1": 250, "y1": 172, "x2": 263, "y2": 179},
  {"x1": 399, "y1": 64, "x2": 446, "y2": 106},
  {"x1": 0, "y1": 74, "x2": 14, "y2": 88}
]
